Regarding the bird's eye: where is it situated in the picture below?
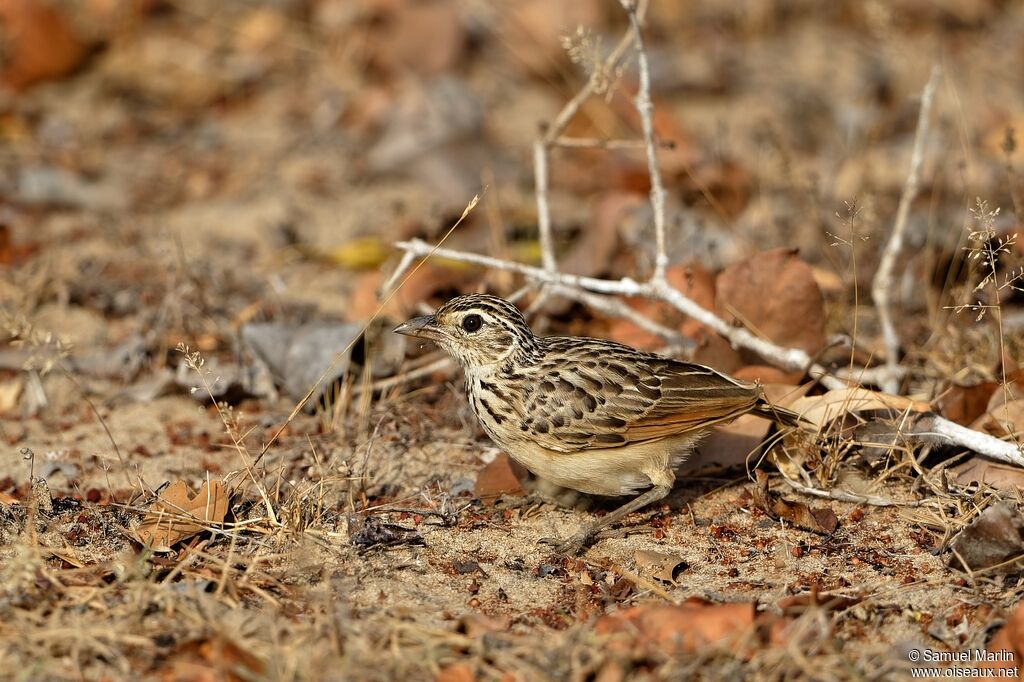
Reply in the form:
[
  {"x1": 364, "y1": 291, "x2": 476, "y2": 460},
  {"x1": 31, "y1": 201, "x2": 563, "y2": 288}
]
[{"x1": 461, "y1": 314, "x2": 483, "y2": 333}]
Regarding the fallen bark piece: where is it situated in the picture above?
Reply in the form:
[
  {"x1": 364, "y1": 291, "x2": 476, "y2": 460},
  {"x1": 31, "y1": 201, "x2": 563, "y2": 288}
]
[
  {"x1": 753, "y1": 471, "x2": 838, "y2": 535},
  {"x1": 135, "y1": 480, "x2": 229, "y2": 552}
]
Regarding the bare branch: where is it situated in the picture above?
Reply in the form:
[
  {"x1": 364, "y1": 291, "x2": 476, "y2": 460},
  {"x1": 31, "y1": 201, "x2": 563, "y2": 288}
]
[
  {"x1": 871, "y1": 65, "x2": 941, "y2": 394},
  {"x1": 395, "y1": 238, "x2": 826, "y2": 376},
  {"x1": 533, "y1": 140, "x2": 556, "y2": 272},
  {"x1": 546, "y1": 283, "x2": 692, "y2": 348},
  {"x1": 621, "y1": 0, "x2": 669, "y2": 284}
]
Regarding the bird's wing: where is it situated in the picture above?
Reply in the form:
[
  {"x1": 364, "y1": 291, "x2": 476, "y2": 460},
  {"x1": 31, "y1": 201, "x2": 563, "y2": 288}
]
[{"x1": 510, "y1": 338, "x2": 762, "y2": 453}]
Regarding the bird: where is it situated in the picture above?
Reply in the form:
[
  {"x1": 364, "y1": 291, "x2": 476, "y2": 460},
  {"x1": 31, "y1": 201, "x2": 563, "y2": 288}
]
[{"x1": 394, "y1": 293, "x2": 799, "y2": 554}]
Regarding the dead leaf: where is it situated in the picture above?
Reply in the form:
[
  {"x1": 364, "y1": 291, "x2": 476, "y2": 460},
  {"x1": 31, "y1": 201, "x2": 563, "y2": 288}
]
[
  {"x1": 474, "y1": 453, "x2": 526, "y2": 504},
  {"x1": 981, "y1": 600, "x2": 1024, "y2": 677},
  {"x1": 752, "y1": 471, "x2": 838, "y2": 535},
  {"x1": 436, "y1": 662, "x2": 476, "y2": 682},
  {"x1": 972, "y1": 398, "x2": 1024, "y2": 440},
  {"x1": 364, "y1": 0, "x2": 465, "y2": 77},
  {"x1": 456, "y1": 613, "x2": 510, "y2": 638},
  {"x1": 0, "y1": 0, "x2": 87, "y2": 90},
  {"x1": 690, "y1": 327, "x2": 743, "y2": 374},
  {"x1": 0, "y1": 376, "x2": 23, "y2": 413},
  {"x1": 809, "y1": 266, "x2": 844, "y2": 295},
  {"x1": 935, "y1": 381, "x2": 999, "y2": 426},
  {"x1": 595, "y1": 598, "x2": 755, "y2": 655},
  {"x1": 161, "y1": 634, "x2": 265, "y2": 682},
  {"x1": 716, "y1": 248, "x2": 826, "y2": 358},
  {"x1": 634, "y1": 550, "x2": 688, "y2": 582},
  {"x1": 501, "y1": 0, "x2": 603, "y2": 76},
  {"x1": 677, "y1": 159, "x2": 752, "y2": 221},
  {"x1": 350, "y1": 262, "x2": 479, "y2": 321},
  {"x1": 694, "y1": 383, "x2": 811, "y2": 472},
  {"x1": 0, "y1": 490, "x2": 18, "y2": 505},
  {"x1": 606, "y1": 263, "x2": 716, "y2": 352},
  {"x1": 135, "y1": 480, "x2": 229, "y2": 552},
  {"x1": 561, "y1": 192, "x2": 643, "y2": 278},
  {"x1": 949, "y1": 501, "x2": 1024, "y2": 573},
  {"x1": 235, "y1": 7, "x2": 286, "y2": 53},
  {"x1": 788, "y1": 388, "x2": 931, "y2": 430},
  {"x1": 949, "y1": 458, "x2": 1024, "y2": 492},
  {"x1": 732, "y1": 365, "x2": 803, "y2": 386}
]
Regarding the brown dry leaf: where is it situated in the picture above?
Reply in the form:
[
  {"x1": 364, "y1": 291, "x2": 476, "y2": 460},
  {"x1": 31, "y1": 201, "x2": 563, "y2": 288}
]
[
  {"x1": 474, "y1": 453, "x2": 526, "y2": 504},
  {"x1": 634, "y1": 550, "x2": 688, "y2": 583},
  {"x1": 949, "y1": 501, "x2": 1024, "y2": 573},
  {"x1": 436, "y1": 662, "x2": 476, "y2": 682},
  {"x1": 677, "y1": 159, "x2": 752, "y2": 221},
  {"x1": 606, "y1": 263, "x2": 715, "y2": 351},
  {"x1": 135, "y1": 480, "x2": 229, "y2": 552},
  {"x1": 972, "y1": 399, "x2": 1024, "y2": 440},
  {"x1": 501, "y1": 0, "x2": 603, "y2": 76},
  {"x1": 752, "y1": 471, "x2": 838, "y2": 535},
  {"x1": 160, "y1": 634, "x2": 265, "y2": 682},
  {"x1": 732, "y1": 365, "x2": 803, "y2": 386},
  {"x1": 935, "y1": 381, "x2": 999, "y2": 426},
  {"x1": 809, "y1": 265, "x2": 844, "y2": 295},
  {"x1": 349, "y1": 262, "x2": 479, "y2": 320},
  {"x1": 235, "y1": 7, "x2": 287, "y2": 53},
  {"x1": 595, "y1": 598, "x2": 755, "y2": 655},
  {"x1": 694, "y1": 383, "x2": 811, "y2": 472},
  {"x1": 788, "y1": 388, "x2": 931, "y2": 430},
  {"x1": 561, "y1": 192, "x2": 643, "y2": 278},
  {"x1": 0, "y1": 376, "x2": 23, "y2": 413},
  {"x1": 949, "y1": 458, "x2": 1024, "y2": 492},
  {"x1": 690, "y1": 327, "x2": 742, "y2": 374},
  {"x1": 456, "y1": 613, "x2": 510, "y2": 638},
  {"x1": 0, "y1": 0, "x2": 87, "y2": 90},
  {"x1": 365, "y1": 0, "x2": 465, "y2": 77},
  {"x1": 0, "y1": 489, "x2": 18, "y2": 505},
  {"x1": 716, "y1": 248, "x2": 826, "y2": 358},
  {"x1": 981, "y1": 600, "x2": 1024, "y2": 677}
]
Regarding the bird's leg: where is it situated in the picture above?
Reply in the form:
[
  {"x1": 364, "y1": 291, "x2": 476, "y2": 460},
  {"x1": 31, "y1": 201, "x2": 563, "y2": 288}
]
[{"x1": 542, "y1": 484, "x2": 672, "y2": 555}]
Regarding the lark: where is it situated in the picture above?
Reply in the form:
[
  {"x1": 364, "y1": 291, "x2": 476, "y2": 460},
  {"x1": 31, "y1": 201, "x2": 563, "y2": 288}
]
[{"x1": 395, "y1": 293, "x2": 798, "y2": 554}]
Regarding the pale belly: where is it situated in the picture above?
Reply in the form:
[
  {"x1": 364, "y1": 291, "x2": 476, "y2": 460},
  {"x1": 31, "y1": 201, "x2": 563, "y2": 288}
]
[{"x1": 494, "y1": 432, "x2": 701, "y2": 497}]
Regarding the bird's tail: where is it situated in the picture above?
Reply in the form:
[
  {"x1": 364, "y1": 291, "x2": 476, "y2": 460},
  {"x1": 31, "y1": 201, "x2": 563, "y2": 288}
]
[{"x1": 751, "y1": 400, "x2": 806, "y2": 429}]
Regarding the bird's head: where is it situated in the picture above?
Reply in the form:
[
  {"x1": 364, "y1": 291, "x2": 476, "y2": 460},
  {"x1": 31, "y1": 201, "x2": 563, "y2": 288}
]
[{"x1": 394, "y1": 294, "x2": 538, "y2": 370}]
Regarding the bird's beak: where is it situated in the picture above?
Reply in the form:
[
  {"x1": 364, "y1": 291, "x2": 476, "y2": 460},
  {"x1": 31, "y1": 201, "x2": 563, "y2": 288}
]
[{"x1": 393, "y1": 314, "x2": 444, "y2": 341}]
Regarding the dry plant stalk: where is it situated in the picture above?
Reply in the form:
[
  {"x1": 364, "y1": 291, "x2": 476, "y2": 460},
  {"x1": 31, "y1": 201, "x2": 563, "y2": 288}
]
[{"x1": 871, "y1": 65, "x2": 942, "y2": 394}]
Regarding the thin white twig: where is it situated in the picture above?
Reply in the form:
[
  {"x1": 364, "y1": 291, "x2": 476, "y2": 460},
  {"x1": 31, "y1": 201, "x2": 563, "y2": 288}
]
[
  {"x1": 531, "y1": 5, "x2": 644, "y2": 277},
  {"x1": 871, "y1": 65, "x2": 941, "y2": 394},
  {"x1": 380, "y1": 249, "x2": 418, "y2": 296},
  {"x1": 780, "y1": 477, "x2": 928, "y2": 508},
  {"x1": 621, "y1": 0, "x2": 669, "y2": 284},
  {"x1": 396, "y1": 238, "x2": 822, "y2": 373},
  {"x1": 533, "y1": 139, "x2": 556, "y2": 272},
  {"x1": 915, "y1": 415, "x2": 1024, "y2": 467},
  {"x1": 552, "y1": 137, "x2": 645, "y2": 150},
  {"x1": 546, "y1": 283, "x2": 691, "y2": 348}
]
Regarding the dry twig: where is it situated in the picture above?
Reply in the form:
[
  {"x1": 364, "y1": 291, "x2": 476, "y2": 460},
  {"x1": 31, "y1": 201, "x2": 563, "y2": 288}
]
[{"x1": 871, "y1": 65, "x2": 942, "y2": 394}]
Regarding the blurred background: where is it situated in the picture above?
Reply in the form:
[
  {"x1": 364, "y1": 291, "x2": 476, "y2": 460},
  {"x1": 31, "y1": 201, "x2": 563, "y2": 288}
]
[{"x1": 2, "y1": 0, "x2": 1024, "y2": 390}]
